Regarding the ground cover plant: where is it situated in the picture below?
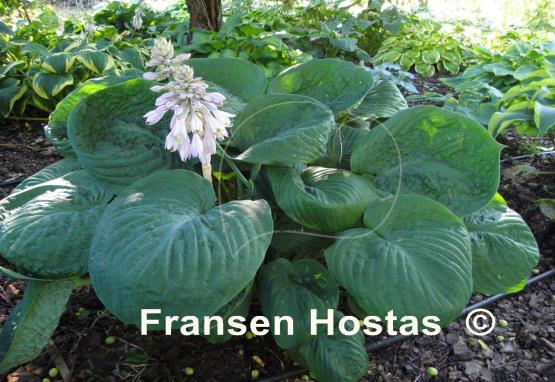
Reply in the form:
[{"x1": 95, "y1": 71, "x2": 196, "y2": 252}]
[{"x1": 0, "y1": 0, "x2": 553, "y2": 381}]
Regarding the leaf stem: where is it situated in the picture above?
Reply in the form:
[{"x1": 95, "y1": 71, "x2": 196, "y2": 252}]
[
  {"x1": 247, "y1": 163, "x2": 262, "y2": 198},
  {"x1": 5, "y1": 116, "x2": 49, "y2": 122},
  {"x1": 215, "y1": 143, "x2": 250, "y2": 189}
]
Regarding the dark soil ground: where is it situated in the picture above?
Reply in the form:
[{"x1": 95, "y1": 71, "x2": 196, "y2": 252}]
[{"x1": 0, "y1": 76, "x2": 554, "y2": 382}]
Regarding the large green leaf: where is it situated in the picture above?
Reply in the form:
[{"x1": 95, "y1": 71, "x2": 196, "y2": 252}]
[
  {"x1": 202, "y1": 282, "x2": 253, "y2": 344},
  {"x1": 488, "y1": 109, "x2": 533, "y2": 137},
  {"x1": 325, "y1": 195, "x2": 472, "y2": 325},
  {"x1": 298, "y1": 310, "x2": 369, "y2": 382},
  {"x1": 118, "y1": 45, "x2": 145, "y2": 70},
  {"x1": 268, "y1": 58, "x2": 373, "y2": 114},
  {"x1": 0, "y1": 280, "x2": 73, "y2": 373},
  {"x1": 13, "y1": 159, "x2": 81, "y2": 192},
  {"x1": 0, "y1": 171, "x2": 113, "y2": 278},
  {"x1": 0, "y1": 78, "x2": 26, "y2": 117},
  {"x1": 31, "y1": 72, "x2": 73, "y2": 99},
  {"x1": 68, "y1": 79, "x2": 178, "y2": 193},
  {"x1": 0, "y1": 61, "x2": 25, "y2": 78},
  {"x1": 463, "y1": 195, "x2": 539, "y2": 295},
  {"x1": 351, "y1": 80, "x2": 407, "y2": 120},
  {"x1": 422, "y1": 49, "x2": 441, "y2": 65},
  {"x1": 351, "y1": 106, "x2": 503, "y2": 216},
  {"x1": 258, "y1": 258, "x2": 339, "y2": 349},
  {"x1": 415, "y1": 62, "x2": 435, "y2": 77},
  {"x1": 77, "y1": 50, "x2": 115, "y2": 75},
  {"x1": 48, "y1": 75, "x2": 139, "y2": 158},
  {"x1": 185, "y1": 58, "x2": 267, "y2": 102},
  {"x1": 533, "y1": 102, "x2": 555, "y2": 136},
  {"x1": 20, "y1": 42, "x2": 48, "y2": 57},
  {"x1": 41, "y1": 52, "x2": 76, "y2": 74},
  {"x1": 232, "y1": 94, "x2": 335, "y2": 165},
  {"x1": 89, "y1": 170, "x2": 273, "y2": 327},
  {"x1": 268, "y1": 166, "x2": 378, "y2": 233}
]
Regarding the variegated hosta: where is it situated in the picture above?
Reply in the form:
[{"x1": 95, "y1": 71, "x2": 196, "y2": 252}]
[{"x1": 0, "y1": 57, "x2": 539, "y2": 382}]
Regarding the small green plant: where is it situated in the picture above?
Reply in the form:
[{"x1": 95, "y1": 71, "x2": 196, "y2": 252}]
[{"x1": 372, "y1": 18, "x2": 465, "y2": 76}]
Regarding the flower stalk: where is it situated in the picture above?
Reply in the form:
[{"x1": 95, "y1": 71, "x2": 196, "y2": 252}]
[{"x1": 143, "y1": 38, "x2": 234, "y2": 180}]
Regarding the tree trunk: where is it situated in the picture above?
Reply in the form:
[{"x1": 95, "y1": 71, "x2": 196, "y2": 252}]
[{"x1": 186, "y1": 0, "x2": 222, "y2": 37}]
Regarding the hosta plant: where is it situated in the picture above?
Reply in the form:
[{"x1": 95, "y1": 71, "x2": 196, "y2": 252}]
[
  {"x1": 439, "y1": 40, "x2": 555, "y2": 128},
  {"x1": 0, "y1": 55, "x2": 540, "y2": 381},
  {"x1": 372, "y1": 18, "x2": 465, "y2": 76},
  {"x1": 488, "y1": 57, "x2": 555, "y2": 137},
  {"x1": 0, "y1": 13, "x2": 147, "y2": 117}
]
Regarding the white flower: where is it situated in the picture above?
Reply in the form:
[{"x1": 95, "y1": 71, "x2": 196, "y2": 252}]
[
  {"x1": 132, "y1": 9, "x2": 143, "y2": 30},
  {"x1": 143, "y1": 43, "x2": 234, "y2": 166},
  {"x1": 143, "y1": 38, "x2": 191, "y2": 82}
]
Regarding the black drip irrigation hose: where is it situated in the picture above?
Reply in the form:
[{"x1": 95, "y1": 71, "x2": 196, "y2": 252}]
[
  {"x1": 259, "y1": 268, "x2": 555, "y2": 382},
  {"x1": 500, "y1": 150, "x2": 555, "y2": 163},
  {"x1": 0, "y1": 178, "x2": 23, "y2": 187}
]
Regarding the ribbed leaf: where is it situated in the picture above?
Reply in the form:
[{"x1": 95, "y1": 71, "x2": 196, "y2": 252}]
[
  {"x1": 534, "y1": 102, "x2": 555, "y2": 136},
  {"x1": 119, "y1": 45, "x2": 145, "y2": 70},
  {"x1": 0, "y1": 171, "x2": 113, "y2": 278},
  {"x1": 186, "y1": 58, "x2": 267, "y2": 102},
  {"x1": 41, "y1": 52, "x2": 76, "y2": 74},
  {"x1": 232, "y1": 94, "x2": 335, "y2": 165},
  {"x1": 20, "y1": 42, "x2": 48, "y2": 57},
  {"x1": 325, "y1": 195, "x2": 472, "y2": 324},
  {"x1": 351, "y1": 106, "x2": 503, "y2": 216},
  {"x1": 268, "y1": 166, "x2": 378, "y2": 233},
  {"x1": 77, "y1": 50, "x2": 115, "y2": 75},
  {"x1": 298, "y1": 311, "x2": 369, "y2": 382},
  {"x1": 0, "y1": 280, "x2": 73, "y2": 373},
  {"x1": 464, "y1": 195, "x2": 540, "y2": 295},
  {"x1": 268, "y1": 58, "x2": 373, "y2": 114},
  {"x1": 0, "y1": 78, "x2": 26, "y2": 117},
  {"x1": 48, "y1": 75, "x2": 139, "y2": 157},
  {"x1": 202, "y1": 282, "x2": 253, "y2": 344},
  {"x1": 31, "y1": 72, "x2": 73, "y2": 99},
  {"x1": 422, "y1": 49, "x2": 441, "y2": 64},
  {"x1": 488, "y1": 109, "x2": 532, "y2": 137},
  {"x1": 258, "y1": 258, "x2": 339, "y2": 349},
  {"x1": 13, "y1": 159, "x2": 81, "y2": 192},
  {"x1": 415, "y1": 62, "x2": 435, "y2": 77},
  {"x1": 351, "y1": 80, "x2": 407, "y2": 120},
  {"x1": 0, "y1": 62, "x2": 25, "y2": 78},
  {"x1": 89, "y1": 170, "x2": 273, "y2": 327},
  {"x1": 68, "y1": 79, "x2": 177, "y2": 193}
]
